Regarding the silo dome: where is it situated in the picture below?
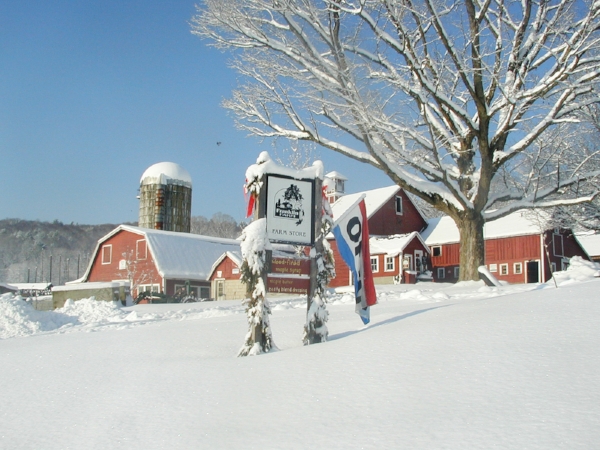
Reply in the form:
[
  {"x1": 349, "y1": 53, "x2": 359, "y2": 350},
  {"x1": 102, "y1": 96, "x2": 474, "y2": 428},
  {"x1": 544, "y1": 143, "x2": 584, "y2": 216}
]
[
  {"x1": 140, "y1": 162, "x2": 192, "y2": 188},
  {"x1": 138, "y1": 162, "x2": 193, "y2": 233}
]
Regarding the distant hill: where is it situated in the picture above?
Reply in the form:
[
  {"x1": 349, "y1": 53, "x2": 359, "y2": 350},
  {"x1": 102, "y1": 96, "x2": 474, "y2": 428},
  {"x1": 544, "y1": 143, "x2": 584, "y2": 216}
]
[{"x1": 0, "y1": 214, "x2": 246, "y2": 285}]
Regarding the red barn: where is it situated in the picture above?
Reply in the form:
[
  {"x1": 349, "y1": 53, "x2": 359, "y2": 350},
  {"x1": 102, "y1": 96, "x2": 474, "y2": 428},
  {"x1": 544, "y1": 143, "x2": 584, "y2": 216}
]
[
  {"x1": 327, "y1": 185, "x2": 429, "y2": 287},
  {"x1": 80, "y1": 225, "x2": 241, "y2": 300},
  {"x1": 422, "y1": 211, "x2": 591, "y2": 283}
]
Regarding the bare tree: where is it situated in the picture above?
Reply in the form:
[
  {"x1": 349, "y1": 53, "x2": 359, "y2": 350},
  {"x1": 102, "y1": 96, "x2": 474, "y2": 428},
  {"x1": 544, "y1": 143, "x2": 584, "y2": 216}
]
[{"x1": 192, "y1": 0, "x2": 600, "y2": 280}]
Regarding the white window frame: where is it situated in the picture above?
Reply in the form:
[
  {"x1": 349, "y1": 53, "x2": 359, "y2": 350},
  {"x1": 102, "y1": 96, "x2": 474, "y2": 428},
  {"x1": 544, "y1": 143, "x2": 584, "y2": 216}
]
[
  {"x1": 232, "y1": 267, "x2": 240, "y2": 275},
  {"x1": 431, "y1": 246, "x2": 442, "y2": 257},
  {"x1": 437, "y1": 268, "x2": 445, "y2": 279},
  {"x1": 138, "y1": 284, "x2": 160, "y2": 295},
  {"x1": 489, "y1": 263, "x2": 498, "y2": 273},
  {"x1": 371, "y1": 256, "x2": 379, "y2": 273},
  {"x1": 454, "y1": 267, "x2": 460, "y2": 278},
  {"x1": 385, "y1": 256, "x2": 395, "y2": 272},
  {"x1": 500, "y1": 264, "x2": 509, "y2": 276},
  {"x1": 136, "y1": 239, "x2": 147, "y2": 260},
  {"x1": 101, "y1": 245, "x2": 112, "y2": 265},
  {"x1": 118, "y1": 259, "x2": 127, "y2": 270},
  {"x1": 514, "y1": 262, "x2": 523, "y2": 275},
  {"x1": 395, "y1": 195, "x2": 403, "y2": 215}
]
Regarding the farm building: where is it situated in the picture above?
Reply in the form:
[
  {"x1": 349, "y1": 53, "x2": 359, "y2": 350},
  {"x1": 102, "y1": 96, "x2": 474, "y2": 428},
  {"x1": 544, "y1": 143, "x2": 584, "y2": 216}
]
[
  {"x1": 327, "y1": 184, "x2": 429, "y2": 287},
  {"x1": 369, "y1": 232, "x2": 432, "y2": 285},
  {"x1": 421, "y1": 211, "x2": 591, "y2": 284},
  {"x1": 574, "y1": 231, "x2": 600, "y2": 263},
  {"x1": 208, "y1": 251, "x2": 245, "y2": 301},
  {"x1": 138, "y1": 162, "x2": 193, "y2": 233},
  {"x1": 78, "y1": 225, "x2": 240, "y2": 301}
]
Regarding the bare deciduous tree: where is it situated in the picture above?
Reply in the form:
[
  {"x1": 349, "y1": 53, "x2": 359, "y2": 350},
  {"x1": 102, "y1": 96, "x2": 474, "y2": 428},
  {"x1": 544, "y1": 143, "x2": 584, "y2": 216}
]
[{"x1": 192, "y1": 0, "x2": 600, "y2": 280}]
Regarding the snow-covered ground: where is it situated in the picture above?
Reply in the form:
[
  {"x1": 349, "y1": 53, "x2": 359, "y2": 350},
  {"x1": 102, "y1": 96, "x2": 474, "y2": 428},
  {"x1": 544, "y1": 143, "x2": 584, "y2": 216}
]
[{"x1": 1, "y1": 258, "x2": 600, "y2": 449}]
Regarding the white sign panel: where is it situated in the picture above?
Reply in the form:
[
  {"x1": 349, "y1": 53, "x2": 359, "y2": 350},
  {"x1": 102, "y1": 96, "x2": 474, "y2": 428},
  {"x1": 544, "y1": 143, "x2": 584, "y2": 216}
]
[{"x1": 265, "y1": 174, "x2": 315, "y2": 245}]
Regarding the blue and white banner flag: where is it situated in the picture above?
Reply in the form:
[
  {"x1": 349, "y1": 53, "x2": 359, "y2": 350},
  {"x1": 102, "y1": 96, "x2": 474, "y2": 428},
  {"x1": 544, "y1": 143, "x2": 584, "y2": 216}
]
[{"x1": 332, "y1": 197, "x2": 377, "y2": 324}]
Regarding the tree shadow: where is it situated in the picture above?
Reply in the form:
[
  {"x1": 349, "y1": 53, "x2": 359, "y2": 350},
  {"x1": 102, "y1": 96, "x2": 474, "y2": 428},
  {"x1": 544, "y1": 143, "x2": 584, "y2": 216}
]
[{"x1": 329, "y1": 305, "x2": 451, "y2": 341}]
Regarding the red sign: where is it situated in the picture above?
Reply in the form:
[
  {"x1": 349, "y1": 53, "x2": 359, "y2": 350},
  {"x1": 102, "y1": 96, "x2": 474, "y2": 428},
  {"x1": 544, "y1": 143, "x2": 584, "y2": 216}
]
[
  {"x1": 270, "y1": 257, "x2": 310, "y2": 276},
  {"x1": 267, "y1": 276, "x2": 310, "y2": 295}
]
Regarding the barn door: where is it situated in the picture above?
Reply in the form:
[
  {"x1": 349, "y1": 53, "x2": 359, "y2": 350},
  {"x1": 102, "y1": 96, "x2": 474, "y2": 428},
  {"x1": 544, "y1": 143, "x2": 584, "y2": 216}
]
[
  {"x1": 526, "y1": 261, "x2": 539, "y2": 283},
  {"x1": 415, "y1": 250, "x2": 423, "y2": 273}
]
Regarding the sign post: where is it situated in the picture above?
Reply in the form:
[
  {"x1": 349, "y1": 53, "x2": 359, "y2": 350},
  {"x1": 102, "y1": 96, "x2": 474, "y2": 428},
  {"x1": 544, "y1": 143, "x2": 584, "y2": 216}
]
[{"x1": 240, "y1": 152, "x2": 330, "y2": 354}]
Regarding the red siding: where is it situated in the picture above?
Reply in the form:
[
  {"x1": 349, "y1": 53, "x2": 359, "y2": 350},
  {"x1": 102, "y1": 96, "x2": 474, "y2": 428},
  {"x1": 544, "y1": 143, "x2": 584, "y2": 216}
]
[
  {"x1": 328, "y1": 239, "x2": 350, "y2": 287},
  {"x1": 369, "y1": 191, "x2": 427, "y2": 236},
  {"x1": 429, "y1": 230, "x2": 590, "y2": 284},
  {"x1": 209, "y1": 257, "x2": 241, "y2": 281},
  {"x1": 87, "y1": 230, "x2": 162, "y2": 291}
]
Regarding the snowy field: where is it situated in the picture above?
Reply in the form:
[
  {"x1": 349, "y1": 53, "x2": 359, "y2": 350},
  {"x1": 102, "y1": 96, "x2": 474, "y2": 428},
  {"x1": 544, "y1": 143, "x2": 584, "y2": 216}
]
[{"x1": 2, "y1": 258, "x2": 600, "y2": 449}]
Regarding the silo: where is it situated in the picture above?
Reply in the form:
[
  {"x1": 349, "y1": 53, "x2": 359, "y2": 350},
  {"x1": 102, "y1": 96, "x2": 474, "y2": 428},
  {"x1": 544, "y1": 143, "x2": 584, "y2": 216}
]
[{"x1": 138, "y1": 162, "x2": 192, "y2": 233}]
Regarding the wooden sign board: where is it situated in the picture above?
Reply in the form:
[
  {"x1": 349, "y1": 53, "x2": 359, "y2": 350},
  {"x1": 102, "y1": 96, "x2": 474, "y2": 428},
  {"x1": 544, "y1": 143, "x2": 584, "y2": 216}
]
[
  {"x1": 270, "y1": 257, "x2": 311, "y2": 276},
  {"x1": 266, "y1": 276, "x2": 310, "y2": 295}
]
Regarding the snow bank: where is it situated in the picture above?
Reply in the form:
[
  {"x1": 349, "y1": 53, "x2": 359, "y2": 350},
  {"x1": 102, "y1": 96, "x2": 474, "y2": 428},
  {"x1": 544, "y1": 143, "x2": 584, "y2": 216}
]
[
  {"x1": 550, "y1": 256, "x2": 600, "y2": 284},
  {"x1": 2, "y1": 257, "x2": 598, "y2": 341}
]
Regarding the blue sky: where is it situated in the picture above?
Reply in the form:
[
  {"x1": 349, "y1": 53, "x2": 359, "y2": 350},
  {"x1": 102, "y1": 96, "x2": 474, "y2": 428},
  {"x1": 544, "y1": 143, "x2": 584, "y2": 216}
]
[{"x1": 0, "y1": 0, "x2": 390, "y2": 225}]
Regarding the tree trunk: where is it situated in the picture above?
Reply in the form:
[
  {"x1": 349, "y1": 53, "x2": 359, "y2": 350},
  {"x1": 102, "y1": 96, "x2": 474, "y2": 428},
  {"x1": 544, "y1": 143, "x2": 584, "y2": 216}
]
[{"x1": 456, "y1": 213, "x2": 485, "y2": 281}]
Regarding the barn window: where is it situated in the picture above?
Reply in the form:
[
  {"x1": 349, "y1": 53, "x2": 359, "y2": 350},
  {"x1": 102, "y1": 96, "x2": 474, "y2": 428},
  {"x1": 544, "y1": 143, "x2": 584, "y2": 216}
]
[
  {"x1": 500, "y1": 264, "x2": 508, "y2": 276},
  {"x1": 136, "y1": 239, "x2": 147, "y2": 260},
  {"x1": 371, "y1": 256, "x2": 379, "y2": 273},
  {"x1": 385, "y1": 256, "x2": 395, "y2": 272},
  {"x1": 437, "y1": 268, "x2": 445, "y2": 279},
  {"x1": 395, "y1": 195, "x2": 403, "y2": 215},
  {"x1": 514, "y1": 262, "x2": 523, "y2": 275},
  {"x1": 432, "y1": 246, "x2": 442, "y2": 257},
  {"x1": 232, "y1": 267, "x2": 240, "y2": 275},
  {"x1": 119, "y1": 259, "x2": 127, "y2": 270},
  {"x1": 454, "y1": 267, "x2": 460, "y2": 278},
  {"x1": 101, "y1": 245, "x2": 112, "y2": 265},
  {"x1": 553, "y1": 233, "x2": 564, "y2": 257},
  {"x1": 489, "y1": 264, "x2": 498, "y2": 272}
]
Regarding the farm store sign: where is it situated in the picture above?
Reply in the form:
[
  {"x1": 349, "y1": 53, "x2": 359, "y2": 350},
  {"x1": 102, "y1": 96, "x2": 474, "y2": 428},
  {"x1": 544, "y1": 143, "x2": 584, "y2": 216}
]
[{"x1": 265, "y1": 174, "x2": 315, "y2": 245}]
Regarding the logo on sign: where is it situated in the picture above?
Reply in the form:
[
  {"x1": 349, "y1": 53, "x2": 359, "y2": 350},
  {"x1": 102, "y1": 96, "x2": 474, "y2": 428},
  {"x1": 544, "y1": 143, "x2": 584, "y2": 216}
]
[{"x1": 274, "y1": 184, "x2": 305, "y2": 225}]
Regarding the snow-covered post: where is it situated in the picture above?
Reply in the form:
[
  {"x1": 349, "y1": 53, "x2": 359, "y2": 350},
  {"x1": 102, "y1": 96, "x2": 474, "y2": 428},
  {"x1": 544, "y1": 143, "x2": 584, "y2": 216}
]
[
  {"x1": 304, "y1": 178, "x2": 335, "y2": 345},
  {"x1": 238, "y1": 218, "x2": 275, "y2": 356},
  {"x1": 239, "y1": 154, "x2": 275, "y2": 356}
]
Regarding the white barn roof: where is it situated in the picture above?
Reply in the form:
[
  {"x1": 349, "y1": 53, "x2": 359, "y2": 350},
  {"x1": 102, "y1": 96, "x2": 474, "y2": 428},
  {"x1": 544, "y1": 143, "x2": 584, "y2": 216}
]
[
  {"x1": 575, "y1": 231, "x2": 600, "y2": 258},
  {"x1": 84, "y1": 225, "x2": 240, "y2": 282},
  {"x1": 331, "y1": 185, "x2": 400, "y2": 221},
  {"x1": 422, "y1": 211, "x2": 545, "y2": 245},
  {"x1": 370, "y1": 232, "x2": 429, "y2": 257}
]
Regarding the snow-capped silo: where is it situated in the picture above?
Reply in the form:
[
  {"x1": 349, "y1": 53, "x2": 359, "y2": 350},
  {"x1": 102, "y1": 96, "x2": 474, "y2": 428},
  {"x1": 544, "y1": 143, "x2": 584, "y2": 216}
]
[{"x1": 138, "y1": 162, "x2": 192, "y2": 233}]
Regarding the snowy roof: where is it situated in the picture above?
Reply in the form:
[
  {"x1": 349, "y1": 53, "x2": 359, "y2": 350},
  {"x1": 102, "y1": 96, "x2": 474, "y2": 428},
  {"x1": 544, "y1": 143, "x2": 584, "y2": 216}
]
[
  {"x1": 0, "y1": 282, "x2": 17, "y2": 291},
  {"x1": 53, "y1": 281, "x2": 129, "y2": 292},
  {"x1": 370, "y1": 232, "x2": 429, "y2": 257},
  {"x1": 246, "y1": 151, "x2": 324, "y2": 182},
  {"x1": 325, "y1": 171, "x2": 347, "y2": 180},
  {"x1": 85, "y1": 225, "x2": 240, "y2": 282},
  {"x1": 140, "y1": 162, "x2": 192, "y2": 188},
  {"x1": 207, "y1": 251, "x2": 243, "y2": 280},
  {"x1": 10, "y1": 283, "x2": 52, "y2": 290},
  {"x1": 575, "y1": 231, "x2": 600, "y2": 257},
  {"x1": 331, "y1": 185, "x2": 400, "y2": 221},
  {"x1": 422, "y1": 211, "x2": 546, "y2": 245}
]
